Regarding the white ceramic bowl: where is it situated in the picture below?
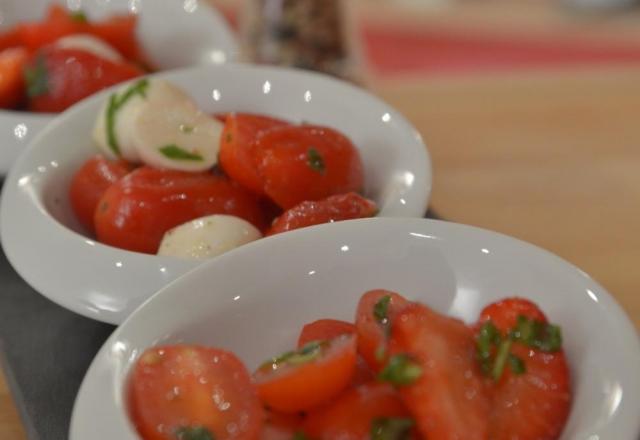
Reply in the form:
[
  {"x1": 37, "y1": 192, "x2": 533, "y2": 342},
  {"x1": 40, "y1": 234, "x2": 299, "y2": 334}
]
[
  {"x1": 70, "y1": 217, "x2": 640, "y2": 439},
  {"x1": 0, "y1": 0, "x2": 239, "y2": 175},
  {"x1": 0, "y1": 64, "x2": 432, "y2": 324}
]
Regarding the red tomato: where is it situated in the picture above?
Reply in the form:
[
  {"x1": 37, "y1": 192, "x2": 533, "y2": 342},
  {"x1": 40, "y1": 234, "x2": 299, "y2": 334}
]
[
  {"x1": 0, "y1": 29, "x2": 22, "y2": 52},
  {"x1": 254, "y1": 125, "x2": 364, "y2": 209},
  {"x1": 219, "y1": 113, "x2": 288, "y2": 195},
  {"x1": 303, "y1": 382, "x2": 412, "y2": 440},
  {"x1": 94, "y1": 167, "x2": 267, "y2": 254},
  {"x1": 478, "y1": 298, "x2": 571, "y2": 440},
  {"x1": 261, "y1": 411, "x2": 305, "y2": 440},
  {"x1": 389, "y1": 303, "x2": 491, "y2": 440},
  {"x1": 297, "y1": 319, "x2": 355, "y2": 348},
  {"x1": 0, "y1": 48, "x2": 29, "y2": 109},
  {"x1": 88, "y1": 14, "x2": 141, "y2": 63},
  {"x1": 17, "y1": 4, "x2": 85, "y2": 51},
  {"x1": 24, "y1": 47, "x2": 142, "y2": 113},
  {"x1": 253, "y1": 335, "x2": 357, "y2": 413},
  {"x1": 129, "y1": 345, "x2": 263, "y2": 440},
  {"x1": 355, "y1": 289, "x2": 410, "y2": 371},
  {"x1": 69, "y1": 155, "x2": 133, "y2": 234},
  {"x1": 268, "y1": 192, "x2": 377, "y2": 235}
]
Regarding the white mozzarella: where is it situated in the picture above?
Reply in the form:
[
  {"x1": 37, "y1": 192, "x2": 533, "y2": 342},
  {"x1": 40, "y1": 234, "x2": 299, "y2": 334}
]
[
  {"x1": 131, "y1": 103, "x2": 223, "y2": 172},
  {"x1": 157, "y1": 215, "x2": 262, "y2": 260},
  {"x1": 55, "y1": 34, "x2": 123, "y2": 63},
  {"x1": 92, "y1": 79, "x2": 196, "y2": 163}
]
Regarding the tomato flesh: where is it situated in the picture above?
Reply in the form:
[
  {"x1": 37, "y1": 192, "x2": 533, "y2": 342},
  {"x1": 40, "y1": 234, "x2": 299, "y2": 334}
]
[{"x1": 129, "y1": 345, "x2": 263, "y2": 440}]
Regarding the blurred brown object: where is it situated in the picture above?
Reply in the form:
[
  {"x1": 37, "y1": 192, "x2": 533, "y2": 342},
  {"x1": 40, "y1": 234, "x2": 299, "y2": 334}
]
[{"x1": 242, "y1": 0, "x2": 359, "y2": 80}]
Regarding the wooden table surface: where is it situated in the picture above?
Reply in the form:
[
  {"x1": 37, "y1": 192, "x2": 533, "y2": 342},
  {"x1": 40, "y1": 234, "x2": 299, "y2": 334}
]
[{"x1": 2, "y1": 1, "x2": 640, "y2": 438}]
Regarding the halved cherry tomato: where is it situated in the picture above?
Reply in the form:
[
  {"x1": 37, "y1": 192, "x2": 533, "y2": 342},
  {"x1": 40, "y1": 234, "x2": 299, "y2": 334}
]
[
  {"x1": 297, "y1": 319, "x2": 355, "y2": 348},
  {"x1": 254, "y1": 124, "x2": 364, "y2": 209},
  {"x1": 303, "y1": 382, "x2": 413, "y2": 440},
  {"x1": 69, "y1": 155, "x2": 133, "y2": 234},
  {"x1": 219, "y1": 113, "x2": 288, "y2": 195},
  {"x1": 129, "y1": 345, "x2": 263, "y2": 440},
  {"x1": 253, "y1": 334, "x2": 357, "y2": 413},
  {"x1": 24, "y1": 46, "x2": 142, "y2": 112},
  {"x1": 94, "y1": 167, "x2": 267, "y2": 254},
  {"x1": 477, "y1": 298, "x2": 571, "y2": 440},
  {"x1": 0, "y1": 48, "x2": 29, "y2": 109},
  {"x1": 389, "y1": 303, "x2": 491, "y2": 440},
  {"x1": 355, "y1": 289, "x2": 410, "y2": 370},
  {"x1": 268, "y1": 192, "x2": 377, "y2": 235}
]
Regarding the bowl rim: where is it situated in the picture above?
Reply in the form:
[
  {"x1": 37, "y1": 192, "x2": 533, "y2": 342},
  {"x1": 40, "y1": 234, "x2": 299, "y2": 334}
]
[
  {"x1": 69, "y1": 216, "x2": 640, "y2": 440},
  {"x1": 1, "y1": 63, "x2": 432, "y2": 324}
]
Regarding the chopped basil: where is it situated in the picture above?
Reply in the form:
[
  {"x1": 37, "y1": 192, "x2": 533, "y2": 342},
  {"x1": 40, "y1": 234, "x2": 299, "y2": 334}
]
[
  {"x1": 491, "y1": 339, "x2": 512, "y2": 381},
  {"x1": 292, "y1": 432, "x2": 309, "y2": 440},
  {"x1": 175, "y1": 426, "x2": 215, "y2": 440},
  {"x1": 159, "y1": 144, "x2": 204, "y2": 161},
  {"x1": 374, "y1": 345, "x2": 387, "y2": 362},
  {"x1": 508, "y1": 353, "x2": 526, "y2": 375},
  {"x1": 378, "y1": 354, "x2": 422, "y2": 386},
  {"x1": 307, "y1": 147, "x2": 325, "y2": 173},
  {"x1": 476, "y1": 321, "x2": 501, "y2": 375},
  {"x1": 259, "y1": 340, "x2": 327, "y2": 372},
  {"x1": 69, "y1": 10, "x2": 88, "y2": 23},
  {"x1": 511, "y1": 315, "x2": 563, "y2": 352},
  {"x1": 373, "y1": 295, "x2": 391, "y2": 325},
  {"x1": 24, "y1": 54, "x2": 48, "y2": 98},
  {"x1": 371, "y1": 417, "x2": 414, "y2": 440},
  {"x1": 106, "y1": 79, "x2": 149, "y2": 155}
]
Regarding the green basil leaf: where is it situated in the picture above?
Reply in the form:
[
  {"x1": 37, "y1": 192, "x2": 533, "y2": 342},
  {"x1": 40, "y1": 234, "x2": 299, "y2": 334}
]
[
  {"x1": 69, "y1": 10, "x2": 88, "y2": 23},
  {"x1": 378, "y1": 354, "x2": 422, "y2": 386},
  {"x1": 175, "y1": 426, "x2": 215, "y2": 440},
  {"x1": 371, "y1": 417, "x2": 414, "y2": 440},
  {"x1": 24, "y1": 54, "x2": 48, "y2": 98},
  {"x1": 159, "y1": 145, "x2": 204, "y2": 161},
  {"x1": 106, "y1": 79, "x2": 149, "y2": 156},
  {"x1": 307, "y1": 147, "x2": 325, "y2": 173}
]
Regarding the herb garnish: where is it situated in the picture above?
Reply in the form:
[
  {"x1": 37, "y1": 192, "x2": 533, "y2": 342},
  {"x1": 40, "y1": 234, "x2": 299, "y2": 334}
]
[
  {"x1": 307, "y1": 147, "x2": 325, "y2": 173},
  {"x1": 292, "y1": 432, "x2": 309, "y2": 440},
  {"x1": 69, "y1": 10, "x2": 88, "y2": 23},
  {"x1": 378, "y1": 354, "x2": 422, "y2": 386},
  {"x1": 159, "y1": 144, "x2": 204, "y2": 161},
  {"x1": 24, "y1": 54, "x2": 48, "y2": 97},
  {"x1": 477, "y1": 315, "x2": 563, "y2": 381},
  {"x1": 106, "y1": 79, "x2": 149, "y2": 155},
  {"x1": 179, "y1": 124, "x2": 195, "y2": 134},
  {"x1": 175, "y1": 426, "x2": 215, "y2": 440},
  {"x1": 371, "y1": 417, "x2": 415, "y2": 440},
  {"x1": 259, "y1": 340, "x2": 327, "y2": 372}
]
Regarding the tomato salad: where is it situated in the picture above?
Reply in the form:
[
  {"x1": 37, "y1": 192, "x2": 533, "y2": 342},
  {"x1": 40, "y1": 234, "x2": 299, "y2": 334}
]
[
  {"x1": 69, "y1": 78, "x2": 376, "y2": 258},
  {"x1": 128, "y1": 291, "x2": 572, "y2": 440},
  {"x1": 0, "y1": 4, "x2": 144, "y2": 112}
]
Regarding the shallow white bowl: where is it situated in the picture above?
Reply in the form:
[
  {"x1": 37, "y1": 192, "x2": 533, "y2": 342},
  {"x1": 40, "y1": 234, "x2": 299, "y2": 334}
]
[
  {"x1": 0, "y1": 64, "x2": 431, "y2": 324},
  {"x1": 70, "y1": 217, "x2": 640, "y2": 439},
  {"x1": 0, "y1": 0, "x2": 239, "y2": 175}
]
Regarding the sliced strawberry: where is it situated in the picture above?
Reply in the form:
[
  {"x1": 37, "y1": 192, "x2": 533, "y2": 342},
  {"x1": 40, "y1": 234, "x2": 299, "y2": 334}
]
[
  {"x1": 478, "y1": 298, "x2": 572, "y2": 440},
  {"x1": 303, "y1": 382, "x2": 413, "y2": 440},
  {"x1": 0, "y1": 47, "x2": 29, "y2": 109},
  {"x1": 388, "y1": 303, "x2": 491, "y2": 440}
]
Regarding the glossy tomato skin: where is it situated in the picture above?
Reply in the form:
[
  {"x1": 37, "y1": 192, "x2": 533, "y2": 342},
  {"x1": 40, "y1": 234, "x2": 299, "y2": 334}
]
[
  {"x1": 303, "y1": 382, "x2": 411, "y2": 440},
  {"x1": 219, "y1": 113, "x2": 288, "y2": 195},
  {"x1": 69, "y1": 155, "x2": 133, "y2": 234},
  {"x1": 255, "y1": 125, "x2": 364, "y2": 209},
  {"x1": 268, "y1": 192, "x2": 377, "y2": 235},
  {"x1": 253, "y1": 335, "x2": 357, "y2": 414},
  {"x1": 25, "y1": 47, "x2": 142, "y2": 112},
  {"x1": 0, "y1": 47, "x2": 29, "y2": 109},
  {"x1": 94, "y1": 167, "x2": 267, "y2": 254},
  {"x1": 297, "y1": 319, "x2": 355, "y2": 348},
  {"x1": 129, "y1": 345, "x2": 263, "y2": 440}
]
